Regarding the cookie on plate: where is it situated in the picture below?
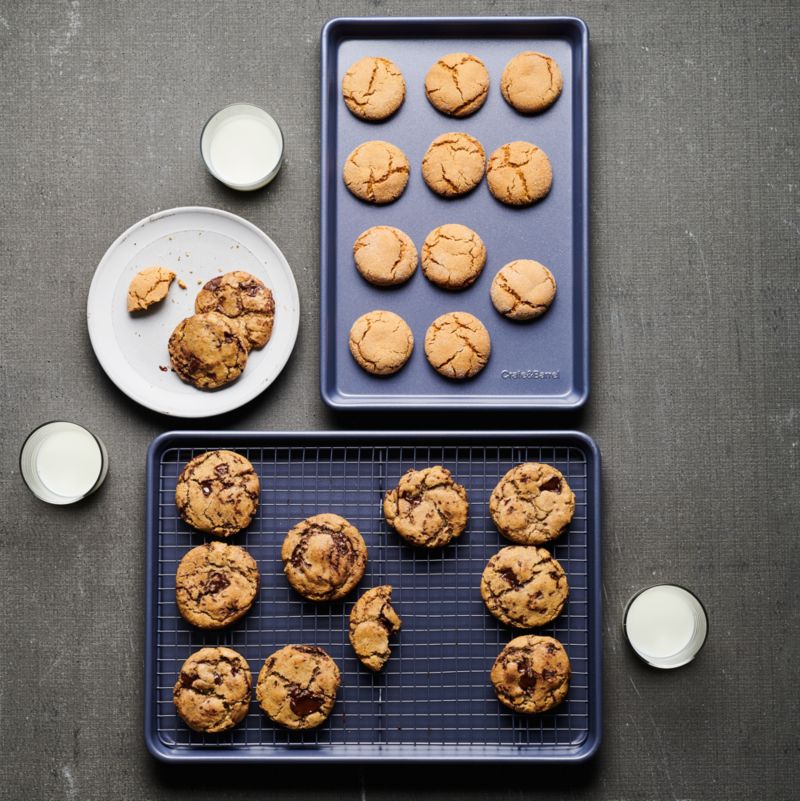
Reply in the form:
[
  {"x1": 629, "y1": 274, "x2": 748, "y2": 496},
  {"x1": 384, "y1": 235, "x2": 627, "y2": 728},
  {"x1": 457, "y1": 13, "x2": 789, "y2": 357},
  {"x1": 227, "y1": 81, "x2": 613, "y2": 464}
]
[
  {"x1": 175, "y1": 541, "x2": 260, "y2": 629},
  {"x1": 256, "y1": 644, "x2": 340, "y2": 730},
  {"x1": 421, "y1": 132, "x2": 485, "y2": 197},
  {"x1": 343, "y1": 140, "x2": 410, "y2": 204},
  {"x1": 127, "y1": 266, "x2": 175, "y2": 312},
  {"x1": 481, "y1": 546, "x2": 568, "y2": 629},
  {"x1": 421, "y1": 224, "x2": 486, "y2": 290},
  {"x1": 383, "y1": 465, "x2": 468, "y2": 548},
  {"x1": 281, "y1": 513, "x2": 367, "y2": 601},
  {"x1": 175, "y1": 449, "x2": 260, "y2": 538},
  {"x1": 349, "y1": 310, "x2": 414, "y2": 376},
  {"x1": 173, "y1": 647, "x2": 252, "y2": 733},
  {"x1": 342, "y1": 56, "x2": 406, "y2": 121},
  {"x1": 490, "y1": 635, "x2": 571, "y2": 714},
  {"x1": 490, "y1": 259, "x2": 557, "y2": 320},
  {"x1": 486, "y1": 141, "x2": 553, "y2": 206},
  {"x1": 424, "y1": 311, "x2": 490, "y2": 379},
  {"x1": 500, "y1": 51, "x2": 563, "y2": 114},
  {"x1": 349, "y1": 585, "x2": 402, "y2": 671},
  {"x1": 424, "y1": 52, "x2": 489, "y2": 117},
  {"x1": 353, "y1": 225, "x2": 418, "y2": 286},
  {"x1": 489, "y1": 463, "x2": 575, "y2": 545}
]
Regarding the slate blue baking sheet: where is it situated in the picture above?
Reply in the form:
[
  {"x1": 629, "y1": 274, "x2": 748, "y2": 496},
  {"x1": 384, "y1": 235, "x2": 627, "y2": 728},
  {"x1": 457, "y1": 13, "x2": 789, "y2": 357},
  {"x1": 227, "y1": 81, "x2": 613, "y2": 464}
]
[
  {"x1": 320, "y1": 17, "x2": 589, "y2": 409},
  {"x1": 144, "y1": 430, "x2": 601, "y2": 762}
]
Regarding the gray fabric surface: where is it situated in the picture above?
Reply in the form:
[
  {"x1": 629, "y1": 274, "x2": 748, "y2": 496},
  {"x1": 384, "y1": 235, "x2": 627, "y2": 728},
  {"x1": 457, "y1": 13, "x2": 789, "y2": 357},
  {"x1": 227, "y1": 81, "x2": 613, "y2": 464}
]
[{"x1": 1, "y1": 0, "x2": 798, "y2": 799}]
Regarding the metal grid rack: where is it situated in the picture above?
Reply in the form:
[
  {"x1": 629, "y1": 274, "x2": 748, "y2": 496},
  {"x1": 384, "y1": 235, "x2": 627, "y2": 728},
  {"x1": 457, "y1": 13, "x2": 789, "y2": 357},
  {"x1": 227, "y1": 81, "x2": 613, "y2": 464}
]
[{"x1": 145, "y1": 432, "x2": 601, "y2": 762}]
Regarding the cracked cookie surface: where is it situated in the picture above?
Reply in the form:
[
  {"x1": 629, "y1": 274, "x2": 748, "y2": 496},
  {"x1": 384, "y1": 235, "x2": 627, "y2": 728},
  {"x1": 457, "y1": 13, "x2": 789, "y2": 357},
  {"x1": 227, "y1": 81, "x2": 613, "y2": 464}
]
[
  {"x1": 173, "y1": 646, "x2": 252, "y2": 733},
  {"x1": 424, "y1": 311, "x2": 490, "y2": 379},
  {"x1": 490, "y1": 463, "x2": 575, "y2": 545},
  {"x1": 481, "y1": 546, "x2": 568, "y2": 629},
  {"x1": 349, "y1": 585, "x2": 402, "y2": 671},
  {"x1": 349, "y1": 310, "x2": 414, "y2": 376},
  {"x1": 491, "y1": 259, "x2": 557, "y2": 320},
  {"x1": 282, "y1": 513, "x2": 367, "y2": 601},
  {"x1": 422, "y1": 132, "x2": 485, "y2": 197},
  {"x1": 256, "y1": 645, "x2": 340, "y2": 730},
  {"x1": 421, "y1": 224, "x2": 486, "y2": 290},
  {"x1": 383, "y1": 465, "x2": 468, "y2": 548},
  {"x1": 175, "y1": 450, "x2": 260, "y2": 538},
  {"x1": 486, "y1": 141, "x2": 553, "y2": 206},
  {"x1": 501, "y1": 51, "x2": 563, "y2": 114},
  {"x1": 353, "y1": 226, "x2": 418, "y2": 286},
  {"x1": 424, "y1": 52, "x2": 489, "y2": 117},
  {"x1": 342, "y1": 56, "x2": 405, "y2": 121},
  {"x1": 491, "y1": 635, "x2": 571, "y2": 714},
  {"x1": 195, "y1": 270, "x2": 275, "y2": 350},
  {"x1": 127, "y1": 266, "x2": 175, "y2": 312},
  {"x1": 343, "y1": 140, "x2": 409, "y2": 204},
  {"x1": 175, "y1": 541, "x2": 260, "y2": 629}
]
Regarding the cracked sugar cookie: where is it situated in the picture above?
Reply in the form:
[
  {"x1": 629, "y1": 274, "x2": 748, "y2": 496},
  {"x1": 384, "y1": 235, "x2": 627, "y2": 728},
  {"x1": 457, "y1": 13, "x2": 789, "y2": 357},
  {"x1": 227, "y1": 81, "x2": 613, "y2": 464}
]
[
  {"x1": 421, "y1": 223, "x2": 486, "y2": 290},
  {"x1": 343, "y1": 140, "x2": 409, "y2": 204},
  {"x1": 501, "y1": 51, "x2": 563, "y2": 114},
  {"x1": 353, "y1": 226, "x2": 418, "y2": 286},
  {"x1": 127, "y1": 266, "x2": 175, "y2": 312},
  {"x1": 424, "y1": 311, "x2": 490, "y2": 379},
  {"x1": 491, "y1": 259, "x2": 556, "y2": 320},
  {"x1": 422, "y1": 132, "x2": 485, "y2": 197},
  {"x1": 342, "y1": 56, "x2": 405, "y2": 121},
  {"x1": 486, "y1": 141, "x2": 553, "y2": 206},
  {"x1": 425, "y1": 52, "x2": 489, "y2": 117},
  {"x1": 349, "y1": 585, "x2": 402, "y2": 671},
  {"x1": 349, "y1": 310, "x2": 414, "y2": 376}
]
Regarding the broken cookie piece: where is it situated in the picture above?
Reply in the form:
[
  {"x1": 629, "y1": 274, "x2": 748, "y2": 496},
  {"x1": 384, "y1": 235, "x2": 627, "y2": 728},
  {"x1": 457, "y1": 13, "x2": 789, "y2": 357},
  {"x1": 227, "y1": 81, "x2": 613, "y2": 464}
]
[
  {"x1": 127, "y1": 266, "x2": 175, "y2": 312},
  {"x1": 349, "y1": 585, "x2": 402, "y2": 671}
]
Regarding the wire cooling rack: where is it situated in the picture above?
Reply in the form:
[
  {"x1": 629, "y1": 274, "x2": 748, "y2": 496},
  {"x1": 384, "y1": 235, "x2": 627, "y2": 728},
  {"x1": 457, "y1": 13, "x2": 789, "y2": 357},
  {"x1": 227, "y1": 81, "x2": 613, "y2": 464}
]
[{"x1": 145, "y1": 431, "x2": 601, "y2": 762}]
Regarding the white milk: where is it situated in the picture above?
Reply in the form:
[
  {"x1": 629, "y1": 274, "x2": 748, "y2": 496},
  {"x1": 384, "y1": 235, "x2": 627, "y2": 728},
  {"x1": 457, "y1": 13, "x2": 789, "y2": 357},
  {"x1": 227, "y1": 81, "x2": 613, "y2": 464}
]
[
  {"x1": 207, "y1": 110, "x2": 282, "y2": 188},
  {"x1": 35, "y1": 427, "x2": 103, "y2": 498}
]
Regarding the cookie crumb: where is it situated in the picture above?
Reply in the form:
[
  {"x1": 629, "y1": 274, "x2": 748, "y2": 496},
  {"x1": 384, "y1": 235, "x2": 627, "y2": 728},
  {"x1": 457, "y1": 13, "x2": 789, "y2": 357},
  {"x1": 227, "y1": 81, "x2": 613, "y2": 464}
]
[
  {"x1": 177, "y1": 279, "x2": 187, "y2": 289},
  {"x1": 159, "y1": 365, "x2": 168, "y2": 372}
]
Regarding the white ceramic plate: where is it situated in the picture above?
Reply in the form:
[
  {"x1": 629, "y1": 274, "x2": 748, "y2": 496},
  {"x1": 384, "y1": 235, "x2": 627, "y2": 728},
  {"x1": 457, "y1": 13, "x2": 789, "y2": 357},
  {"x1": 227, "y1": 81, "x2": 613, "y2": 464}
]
[{"x1": 87, "y1": 207, "x2": 300, "y2": 418}]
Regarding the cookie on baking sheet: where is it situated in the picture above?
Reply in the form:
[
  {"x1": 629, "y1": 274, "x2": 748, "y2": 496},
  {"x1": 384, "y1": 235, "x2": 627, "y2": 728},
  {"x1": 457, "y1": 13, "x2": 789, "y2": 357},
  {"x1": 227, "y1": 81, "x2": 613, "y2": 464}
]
[
  {"x1": 489, "y1": 463, "x2": 575, "y2": 545},
  {"x1": 353, "y1": 226, "x2": 418, "y2": 286},
  {"x1": 480, "y1": 546, "x2": 568, "y2": 629},
  {"x1": 501, "y1": 51, "x2": 563, "y2": 114},
  {"x1": 490, "y1": 259, "x2": 557, "y2": 320},
  {"x1": 195, "y1": 270, "x2": 275, "y2": 351},
  {"x1": 349, "y1": 310, "x2": 414, "y2": 376},
  {"x1": 173, "y1": 647, "x2": 252, "y2": 733},
  {"x1": 421, "y1": 224, "x2": 486, "y2": 290},
  {"x1": 424, "y1": 52, "x2": 489, "y2": 117},
  {"x1": 256, "y1": 645, "x2": 340, "y2": 730},
  {"x1": 383, "y1": 465, "x2": 468, "y2": 548},
  {"x1": 349, "y1": 585, "x2": 402, "y2": 671},
  {"x1": 486, "y1": 141, "x2": 553, "y2": 206},
  {"x1": 281, "y1": 513, "x2": 367, "y2": 601},
  {"x1": 127, "y1": 266, "x2": 175, "y2": 312},
  {"x1": 175, "y1": 541, "x2": 260, "y2": 629},
  {"x1": 421, "y1": 132, "x2": 485, "y2": 197},
  {"x1": 491, "y1": 635, "x2": 571, "y2": 714},
  {"x1": 424, "y1": 311, "x2": 490, "y2": 379},
  {"x1": 343, "y1": 140, "x2": 410, "y2": 204},
  {"x1": 175, "y1": 449, "x2": 260, "y2": 538},
  {"x1": 342, "y1": 56, "x2": 406, "y2": 121}
]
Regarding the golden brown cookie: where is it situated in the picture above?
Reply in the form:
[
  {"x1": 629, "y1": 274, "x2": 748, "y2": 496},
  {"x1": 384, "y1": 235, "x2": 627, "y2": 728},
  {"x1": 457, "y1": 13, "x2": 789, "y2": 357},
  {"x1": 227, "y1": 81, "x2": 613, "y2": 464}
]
[
  {"x1": 424, "y1": 311, "x2": 490, "y2": 379},
  {"x1": 175, "y1": 450, "x2": 260, "y2": 538},
  {"x1": 421, "y1": 224, "x2": 486, "y2": 290},
  {"x1": 342, "y1": 56, "x2": 406, "y2": 121},
  {"x1": 175, "y1": 541, "x2": 260, "y2": 629},
  {"x1": 349, "y1": 585, "x2": 402, "y2": 671},
  {"x1": 383, "y1": 465, "x2": 468, "y2": 548},
  {"x1": 343, "y1": 140, "x2": 410, "y2": 204},
  {"x1": 490, "y1": 635, "x2": 571, "y2": 714},
  {"x1": 481, "y1": 546, "x2": 568, "y2": 629},
  {"x1": 424, "y1": 52, "x2": 489, "y2": 117},
  {"x1": 168, "y1": 312, "x2": 248, "y2": 390},
  {"x1": 281, "y1": 513, "x2": 367, "y2": 601},
  {"x1": 486, "y1": 141, "x2": 553, "y2": 206},
  {"x1": 195, "y1": 271, "x2": 275, "y2": 351},
  {"x1": 256, "y1": 645, "x2": 340, "y2": 730},
  {"x1": 490, "y1": 259, "x2": 557, "y2": 320},
  {"x1": 127, "y1": 266, "x2": 175, "y2": 312},
  {"x1": 500, "y1": 51, "x2": 563, "y2": 114},
  {"x1": 349, "y1": 310, "x2": 414, "y2": 376},
  {"x1": 353, "y1": 226, "x2": 418, "y2": 286},
  {"x1": 489, "y1": 463, "x2": 575, "y2": 545},
  {"x1": 421, "y1": 132, "x2": 485, "y2": 197},
  {"x1": 173, "y1": 647, "x2": 252, "y2": 733}
]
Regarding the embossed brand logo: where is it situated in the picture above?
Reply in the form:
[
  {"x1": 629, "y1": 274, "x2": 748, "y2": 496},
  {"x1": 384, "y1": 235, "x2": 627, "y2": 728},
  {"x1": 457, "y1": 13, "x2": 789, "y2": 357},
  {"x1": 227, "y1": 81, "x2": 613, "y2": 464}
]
[{"x1": 501, "y1": 369, "x2": 560, "y2": 380}]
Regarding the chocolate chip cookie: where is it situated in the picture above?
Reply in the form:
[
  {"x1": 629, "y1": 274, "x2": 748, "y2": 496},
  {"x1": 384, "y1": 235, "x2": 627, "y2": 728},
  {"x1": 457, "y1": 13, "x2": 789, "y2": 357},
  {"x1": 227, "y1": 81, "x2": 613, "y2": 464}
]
[
  {"x1": 281, "y1": 513, "x2": 367, "y2": 601},
  {"x1": 349, "y1": 585, "x2": 402, "y2": 671},
  {"x1": 353, "y1": 225, "x2": 418, "y2": 286},
  {"x1": 349, "y1": 310, "x2": 414, "y2": 376},
  {"x1": 173, "y1": 647, "x2": 252, "y2": 733},
  {"x1": 175, "y1": 541, "x2": 260, "y2": 629},
  {"x1": 424, "y1": 311, "x2": 491, "y2": 379},
  {"x1": 424, "y1": 52, "x2": 489, "y2": 117},
  {"x1": 383, "y1": 465, "x2": 468, "y2": 548},
  {"x1": 490, "y1": 635, "x2": 571, "y2": 714},
  {"x1": 342, "y1": 56, "x2": 406, "y2": 121},
  {"x1": 481, "y1": 546, "x2": 568, "y2": 629},
  {"x1": 490, "y1": 259, "x2": 557, "y2": 320},
  {"x1": 175, "y1": 450, "x2": 260, "y2": 538},
  {"x1": 343, "y1": 140, "x2": 410, "y2": 204},
  {"x1": 501, "y1": 51, "x2": 563, "y2": 114},
  {"x1": 127, "y1": 266, "x2": 175, "y2": 312},
  {"x1": 256, "y1": 645, "x2": 340, "y2": 730},
  {"x1": 421, "y1": 132, "x2": 485, "y2": 197},
  {"x1": 490, "y1": 463, "x2": 575, "y2": 545},
  {"x1": 486, "y1": 141, "x2": 553, "y2": 206},
  {"x1": 421, "y1": 224, "x2": 486, "y2": 290}
]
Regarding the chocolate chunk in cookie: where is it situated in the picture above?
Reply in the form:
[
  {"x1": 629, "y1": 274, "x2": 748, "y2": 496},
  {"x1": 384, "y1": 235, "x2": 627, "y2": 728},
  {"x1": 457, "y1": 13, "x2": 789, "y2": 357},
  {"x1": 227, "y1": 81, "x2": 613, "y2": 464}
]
[
  {"x1": 424, "y1": 311, "x2": 491, "y2": 379},
  {"x1": 349, "y1": 585, "x2": 402, "y2": 671}
]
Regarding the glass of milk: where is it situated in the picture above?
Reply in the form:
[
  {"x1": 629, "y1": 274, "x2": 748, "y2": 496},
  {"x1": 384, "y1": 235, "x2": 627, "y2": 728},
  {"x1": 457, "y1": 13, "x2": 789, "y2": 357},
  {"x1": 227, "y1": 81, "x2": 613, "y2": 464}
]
[
  {"x1": 201, "y1": 103, "x2": 284, "y2": 191},
  {"x1": 624, "y1": 584, "x2": 708, "y2": 669},
  {"x1": 20, "y1": 421, "x2": 109, "y2": 505}
]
